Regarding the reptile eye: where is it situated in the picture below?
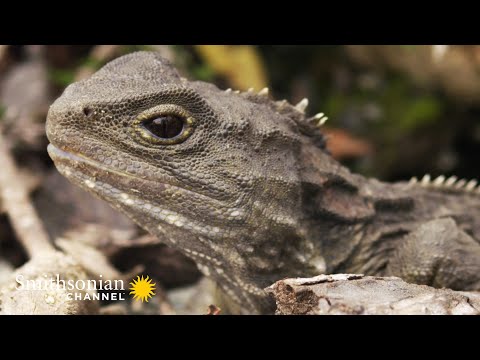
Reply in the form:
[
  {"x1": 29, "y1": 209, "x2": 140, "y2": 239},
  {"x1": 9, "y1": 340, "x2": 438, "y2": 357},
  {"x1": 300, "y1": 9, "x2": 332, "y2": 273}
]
[
  {"x1": 133, "y1": 105, "x2": 195, "y2": 145},
  {"x1": 142, "y1": 115, "x2": 184, "y2": 139}
]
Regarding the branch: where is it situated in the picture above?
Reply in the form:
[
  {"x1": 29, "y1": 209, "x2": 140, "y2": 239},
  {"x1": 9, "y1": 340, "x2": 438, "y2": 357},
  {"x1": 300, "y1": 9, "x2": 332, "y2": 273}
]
[
  {"x1": 0, "y1": 132, "x2": 54, "y2": 257},
  {"x1": 0, "y1": 132, "x2": 99, "y2": 314},
  {"x1": 266, "y1": 274, "x2": 480, "y2": 315}
]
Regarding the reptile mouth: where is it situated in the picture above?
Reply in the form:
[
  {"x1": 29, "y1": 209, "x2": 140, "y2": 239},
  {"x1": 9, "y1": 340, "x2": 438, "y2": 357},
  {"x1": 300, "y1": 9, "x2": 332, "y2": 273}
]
[
  {"x1": 47, "y1": 143, "x2": 227, "y2": 203},
  {"x1": 47, "y1": 143, "x2": 139, "y2": 181},
  {"x1": 48, "y1": 143, "x2": 92, "y2": 164},
  {"x1": 47, "y1": 143, "x2": 186, "y2": 195}
]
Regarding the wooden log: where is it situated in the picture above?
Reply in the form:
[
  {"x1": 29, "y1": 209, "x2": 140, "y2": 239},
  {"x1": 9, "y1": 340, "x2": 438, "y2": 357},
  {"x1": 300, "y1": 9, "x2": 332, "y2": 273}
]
[{"x1": 265, "y1": 274, "x2": 480, "y2": 315}]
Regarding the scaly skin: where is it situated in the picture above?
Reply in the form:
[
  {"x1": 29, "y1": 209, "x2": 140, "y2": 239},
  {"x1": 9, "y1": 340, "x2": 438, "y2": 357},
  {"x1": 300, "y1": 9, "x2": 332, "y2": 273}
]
[{"x1": 46, "y1": 52, "x2": 480, "y2": 314}]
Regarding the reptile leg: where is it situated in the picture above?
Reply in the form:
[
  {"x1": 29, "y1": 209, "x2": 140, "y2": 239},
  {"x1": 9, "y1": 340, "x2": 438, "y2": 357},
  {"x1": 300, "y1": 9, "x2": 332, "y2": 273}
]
[{"x1": 386, "y1": 218, "x2": 480, "y2": 291}]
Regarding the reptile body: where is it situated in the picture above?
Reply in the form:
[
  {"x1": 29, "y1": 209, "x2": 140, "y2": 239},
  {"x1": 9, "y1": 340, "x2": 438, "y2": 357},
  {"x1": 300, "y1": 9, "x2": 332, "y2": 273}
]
[{"x1": 46, "y1": 52, "x2": 480, "y2": 314}]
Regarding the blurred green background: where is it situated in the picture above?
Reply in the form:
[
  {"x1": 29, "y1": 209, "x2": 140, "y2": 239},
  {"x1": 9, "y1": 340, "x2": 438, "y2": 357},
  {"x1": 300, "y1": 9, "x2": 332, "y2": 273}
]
[{"x1": 2, "y1": 44, "x2": 480, "y2": 182}]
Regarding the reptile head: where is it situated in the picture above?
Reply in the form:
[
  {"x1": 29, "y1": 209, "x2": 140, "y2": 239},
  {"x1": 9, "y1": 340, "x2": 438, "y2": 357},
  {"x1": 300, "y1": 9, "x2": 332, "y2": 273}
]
[{"x1": 46, "y1": 51, "x2": 330, "y2": 313}]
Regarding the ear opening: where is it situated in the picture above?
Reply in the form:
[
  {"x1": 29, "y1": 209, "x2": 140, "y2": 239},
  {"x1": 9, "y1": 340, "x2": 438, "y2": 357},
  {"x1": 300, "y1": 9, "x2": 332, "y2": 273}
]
[{"x1": 302, "y1": 177, "x2": 375, "y2": 223}]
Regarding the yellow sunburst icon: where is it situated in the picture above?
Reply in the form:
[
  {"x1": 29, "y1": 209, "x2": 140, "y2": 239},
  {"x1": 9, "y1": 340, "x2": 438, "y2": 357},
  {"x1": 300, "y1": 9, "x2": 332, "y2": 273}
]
[{"x1": 129, "y1": 275, "x2": 156, "y2": 302}]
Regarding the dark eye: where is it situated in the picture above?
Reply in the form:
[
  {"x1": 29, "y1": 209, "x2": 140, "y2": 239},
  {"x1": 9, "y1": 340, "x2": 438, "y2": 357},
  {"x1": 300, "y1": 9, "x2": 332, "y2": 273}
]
[
  {"x1": 142, "y1": 115, "x2": 184, "y2": 139},
  {"x1": 133, "y1": 105, "x2": 195, "y2": 145}
]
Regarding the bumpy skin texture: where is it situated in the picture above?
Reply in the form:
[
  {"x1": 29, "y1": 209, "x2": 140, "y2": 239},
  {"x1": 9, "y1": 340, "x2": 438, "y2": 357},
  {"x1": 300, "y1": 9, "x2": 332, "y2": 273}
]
[{"x1": 46, "y1": 52, "x2": 480, "y2": 314}]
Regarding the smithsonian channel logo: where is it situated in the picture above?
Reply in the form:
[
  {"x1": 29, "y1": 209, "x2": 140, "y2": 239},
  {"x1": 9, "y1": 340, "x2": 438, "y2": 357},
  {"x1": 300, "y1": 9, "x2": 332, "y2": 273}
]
[{"x1": 15, "y1": 274, "x2": 156, "y2": 302}]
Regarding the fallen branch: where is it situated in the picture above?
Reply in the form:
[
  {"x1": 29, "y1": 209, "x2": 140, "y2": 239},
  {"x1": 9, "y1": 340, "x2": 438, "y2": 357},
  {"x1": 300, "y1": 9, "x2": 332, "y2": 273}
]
[
  {"x1": 266, "y1": 274, "x2": 480, "y2": 315},
  {"x1": 0, "y1": 131, "x2": 98, "y2": 314},
  {"x1": 0, "y1": 132, "x2": 53, "y2": 256}
]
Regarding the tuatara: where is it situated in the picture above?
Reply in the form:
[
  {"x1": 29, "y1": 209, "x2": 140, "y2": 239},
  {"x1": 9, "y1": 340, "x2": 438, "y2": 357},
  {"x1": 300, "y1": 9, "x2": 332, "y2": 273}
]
[{"x1": 46, "y1": 52, "x2": 480, "y2": 314}]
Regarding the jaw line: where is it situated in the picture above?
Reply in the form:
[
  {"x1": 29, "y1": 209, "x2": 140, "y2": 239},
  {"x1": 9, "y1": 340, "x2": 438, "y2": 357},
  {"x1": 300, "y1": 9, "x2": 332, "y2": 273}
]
[
  {"x1": 51, "y1": 159, "x2": 224, "y2": 255},
  {"x1": 50, "y1": 157, "x2": 229, "y2": 244},
  {"x1": 48, "y1": 143, "x2": 144, "y2": 183},
  {"x1": 47, "y1": 143, "x2": 224, "y2": 202}
]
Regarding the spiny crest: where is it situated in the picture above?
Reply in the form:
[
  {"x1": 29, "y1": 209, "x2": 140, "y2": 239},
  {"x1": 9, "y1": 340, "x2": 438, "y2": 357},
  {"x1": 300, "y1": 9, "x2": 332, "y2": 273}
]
[
  {"x1": 223, "y1": 86, "x2": 329, "y2": 151},
  {"x1": 409, "y1": 174, "x2": 480, "y2": 194},
  {"x1": 223, "y1": 86, "x2": 328, "y2": 125}
]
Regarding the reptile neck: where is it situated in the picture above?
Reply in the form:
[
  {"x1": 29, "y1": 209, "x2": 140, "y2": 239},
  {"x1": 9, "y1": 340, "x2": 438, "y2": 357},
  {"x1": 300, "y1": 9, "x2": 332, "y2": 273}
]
[{"x1": 297, "y1": 143, "x2": 420, "y2": 276}]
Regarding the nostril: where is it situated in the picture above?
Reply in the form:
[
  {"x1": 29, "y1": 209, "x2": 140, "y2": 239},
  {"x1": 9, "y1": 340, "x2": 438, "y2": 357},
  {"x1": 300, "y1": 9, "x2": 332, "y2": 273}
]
[{"x1": 83, "y1": 107, "x2": 92, "y2": 117}]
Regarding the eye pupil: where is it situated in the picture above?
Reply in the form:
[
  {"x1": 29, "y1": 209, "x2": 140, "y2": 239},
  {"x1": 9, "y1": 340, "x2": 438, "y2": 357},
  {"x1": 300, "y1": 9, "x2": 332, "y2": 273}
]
[{"x1": 142, "y1": 115, "x2": 184, "y2": 139}]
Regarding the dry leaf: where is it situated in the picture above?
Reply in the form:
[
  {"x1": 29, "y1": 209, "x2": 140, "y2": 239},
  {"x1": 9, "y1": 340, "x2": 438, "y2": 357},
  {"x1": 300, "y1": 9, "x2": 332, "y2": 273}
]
[{"x1": 195, "y1": 45, "x2": 268, "y2": 91}]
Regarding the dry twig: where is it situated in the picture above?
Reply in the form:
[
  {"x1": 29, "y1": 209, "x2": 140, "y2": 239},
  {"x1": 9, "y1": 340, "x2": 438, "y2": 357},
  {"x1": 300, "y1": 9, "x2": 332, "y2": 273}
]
[
  {"x1": 0, "y1": 131, "x2": 99, "y2": 314},
  {"x1": 0, "y1": 132, "x2": 54, "y2": 256}
]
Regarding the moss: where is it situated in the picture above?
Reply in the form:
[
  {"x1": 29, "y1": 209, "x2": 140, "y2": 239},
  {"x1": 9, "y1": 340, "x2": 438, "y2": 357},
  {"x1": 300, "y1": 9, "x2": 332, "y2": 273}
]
[
  {"x1": 323, "y1": 93, "x2": 348, "y2": 122},
  {"x1": 399, "y1": 96, "x2": 442, "y2": 131},
  {"x1": 49, "y1": 68, "x2": 75, "y2": 87},
  {"x1": 380, "y1": 78, "x2": 443, "y2": 135},
  {"x1": 80, "y1": 57, "x2": 104, "y2": 70},
  {"x1": 191, "y1": 64, "x2": 216, "y2": 82}
]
